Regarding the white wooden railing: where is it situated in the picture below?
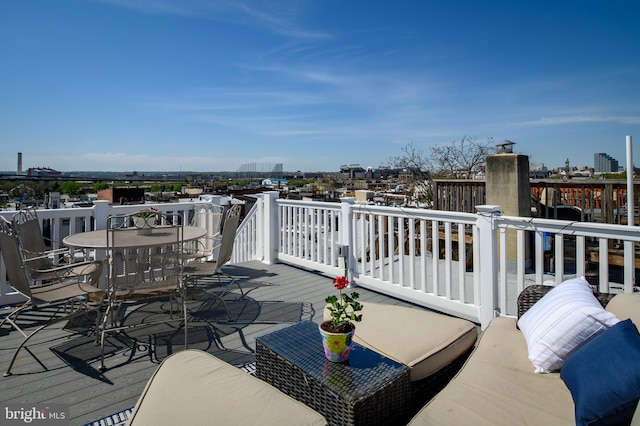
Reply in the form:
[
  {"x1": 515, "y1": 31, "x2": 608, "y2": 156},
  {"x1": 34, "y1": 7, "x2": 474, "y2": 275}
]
[
  {"x1": 3, "y1": 192, "x2": 639, "y2": 329},
  {"x1": 233, "y1": 192, "x2": 639, "y2": 328}
]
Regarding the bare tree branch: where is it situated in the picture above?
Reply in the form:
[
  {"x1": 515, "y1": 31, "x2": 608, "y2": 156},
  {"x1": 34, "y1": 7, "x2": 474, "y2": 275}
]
[
  {"x1": 388, "y1": 142, "x2": 432, "y2": 205},
  {"x1": 430, "y1": 136, "x2": 495, "y2": 178}
]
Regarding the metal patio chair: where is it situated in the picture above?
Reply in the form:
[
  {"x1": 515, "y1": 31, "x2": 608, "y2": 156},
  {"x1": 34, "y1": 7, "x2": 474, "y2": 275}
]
[
  {"x1": 183, "y1": 204, "x2": 242, "y2": 289},
  {"x1": 12, "y1": 206, "x2": 101, "y2": 283},
  {"x1": 183, "y1": 204, "x2": 243, "y2": 321},
  {"x1": 0, "y1": 217, "x2": 103, "y2": 376},
  {"x1": 182, "y1": 203, "x2": 223, "y2": 261},
  {"x1": 98, "y1": 211, "x2": 187, "y2": 371}
]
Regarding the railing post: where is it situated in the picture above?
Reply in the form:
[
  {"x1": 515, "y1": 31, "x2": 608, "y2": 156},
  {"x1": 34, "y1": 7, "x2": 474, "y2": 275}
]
[
  {"x1": 340, "y1": 197, "x2": 356, "y2": 283},
  {"x1": 262, "y1": 191, "x2": 279, "y2": 264},
  {"x1": 93, "y1": 200, "x2": 110, "y2": 230},
  {"x1": 476, "y1": 205, "x2": 501, "y2": 329}
]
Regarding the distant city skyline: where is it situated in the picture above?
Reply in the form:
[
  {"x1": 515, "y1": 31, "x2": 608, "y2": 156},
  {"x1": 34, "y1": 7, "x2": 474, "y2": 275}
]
[
  {"x1": 1, "y1": 1, "x2": 639, "y2": 172},
  {"x1": 2, "y1": 149, "x2": 631, "y2": 175}
]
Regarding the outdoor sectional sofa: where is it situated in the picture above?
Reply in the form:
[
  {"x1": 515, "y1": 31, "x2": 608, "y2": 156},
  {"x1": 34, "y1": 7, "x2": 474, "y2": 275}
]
[
  {"x1": 409, "y1": 279, "x2": 640, "y2": 425},
  {"x1": 126, "y1": 301, "x2": 479, "y2": 426},
  {"x1": 126, "y1": 279, "x2": 640, "y2": 425}
]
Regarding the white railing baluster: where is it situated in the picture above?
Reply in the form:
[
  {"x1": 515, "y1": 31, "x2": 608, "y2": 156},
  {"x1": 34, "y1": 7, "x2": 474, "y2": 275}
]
[
  {"x1": 431, "y1": 220, "x2": 439, "y2": 296},
  {"x1": 398, "y1": 216, "x2": 405, "y2": 288},
  {"x1": 472, "y1": 225, "x2": 480, "y2": 305},
  {"x1": 599, "y1": 238, "x2": 609, "y2": 292},
  {"x1": 444, "y1": 222, "x2": 452, "y2": 299},
  {"x1": 624, "y1": 240, "x2": 635, "y2": 293},
  {"x1": 457, "y1": 223, "x2": 465, "y2": 303},
  {"x1": 554, "y1": 233, "x2": 564, "y2": 282},
  {"x1": 420, "y1": 219, "x2": 428, "y2": 293},
  {"x1": 409, "y1": 218, "x2": 416, "y2": 290},
  {"x1": 498, "y1": 227, "x2": 508, "y2": 315},
  {"x1": 576, "y1": 236, "x2": 586, "y2": 277},
  {"x1": 388, "y1": 215, "x2": 395, "y2": 283},
  {"x1": 516, "y1": 229, "x2": 526, "y2": 296}
]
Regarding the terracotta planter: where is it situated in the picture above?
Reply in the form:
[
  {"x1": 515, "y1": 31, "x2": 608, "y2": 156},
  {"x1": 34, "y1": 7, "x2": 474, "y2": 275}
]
[{"x1": 318, "y1": 321, "x2": 355, "y2": 362}]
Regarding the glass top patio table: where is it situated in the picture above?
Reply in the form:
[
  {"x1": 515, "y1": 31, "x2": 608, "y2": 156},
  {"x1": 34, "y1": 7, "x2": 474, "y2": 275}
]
[{"x1": 255, "y1": 320, "x2": 411, "y2": 425}]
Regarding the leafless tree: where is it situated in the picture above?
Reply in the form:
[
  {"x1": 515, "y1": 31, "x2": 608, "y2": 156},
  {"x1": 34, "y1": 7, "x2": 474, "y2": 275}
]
[
  {"x1": 430, "y1": 136, "x2": 495, "y2": 178},
  {"x1": 389, "y1": 142, "x2": 431, "y2": 176},
  {"x1": 388, "y1": 142, "x2": 432, "y2": 205},
  {"x1": 388, "y1": 137, "x2": 496, "y2": 205}
]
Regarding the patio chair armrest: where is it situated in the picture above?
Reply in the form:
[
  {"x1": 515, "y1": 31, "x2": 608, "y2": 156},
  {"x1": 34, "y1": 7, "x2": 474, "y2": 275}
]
[
  {"x1": 183, "y1": 232, "x2": 221, "y2": 260},
  {"x1": 27, "y1": 259, "x2": 103, "y2": 279}
]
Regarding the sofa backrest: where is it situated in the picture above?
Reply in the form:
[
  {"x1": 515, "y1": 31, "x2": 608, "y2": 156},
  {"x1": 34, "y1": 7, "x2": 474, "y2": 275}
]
[{"x1": 606, "y1": 294, "x2": 640, "y2": 326}]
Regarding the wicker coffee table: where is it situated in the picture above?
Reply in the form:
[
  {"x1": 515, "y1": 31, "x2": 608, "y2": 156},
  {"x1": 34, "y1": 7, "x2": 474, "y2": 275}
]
[{"x1": 255, "y1": 321, "x2": 411, "y2": 426}]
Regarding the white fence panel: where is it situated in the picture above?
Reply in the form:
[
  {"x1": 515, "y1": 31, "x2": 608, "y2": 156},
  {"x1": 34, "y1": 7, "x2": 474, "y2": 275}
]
[
  {"x1": 349, "y1": 204, "x2": 480, "y2": 322},
  {"x1": 276, "y1": 199, "x2": 343, "y2": 277}
]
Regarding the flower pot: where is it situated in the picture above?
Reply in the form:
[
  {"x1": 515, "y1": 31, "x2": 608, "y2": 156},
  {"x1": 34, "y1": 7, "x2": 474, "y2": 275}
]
[
  {"x1": 318, "y1": 321, "x2": 355, "y2": 362},
  {"x1": 133, "y1": 216, "x2": 156, "y2": 235}
]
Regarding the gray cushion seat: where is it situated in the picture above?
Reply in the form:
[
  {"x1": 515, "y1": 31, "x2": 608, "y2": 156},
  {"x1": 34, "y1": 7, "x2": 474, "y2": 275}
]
[
  {"x1": 325, "y1": 301, "x2": 478, "y2": 381},
  {"x1": 126, "y1": 349, "x2": 327, "y2": 426}
]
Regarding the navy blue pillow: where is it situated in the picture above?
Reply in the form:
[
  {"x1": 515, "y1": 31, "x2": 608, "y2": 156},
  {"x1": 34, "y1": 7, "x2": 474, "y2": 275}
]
[{"x1": 561, "y1": 319, "x2": 640, "y2": 426}]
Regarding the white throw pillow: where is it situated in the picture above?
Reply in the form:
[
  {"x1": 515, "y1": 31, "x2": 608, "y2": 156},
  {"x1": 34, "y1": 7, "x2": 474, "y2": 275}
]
[{"x1": 517, "y1": 277, "x2": 619, "y2": 373}]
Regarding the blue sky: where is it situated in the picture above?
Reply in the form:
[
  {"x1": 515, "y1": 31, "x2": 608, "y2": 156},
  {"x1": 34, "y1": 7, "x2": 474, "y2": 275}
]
[{"x1": 1, "y1": 0, "x2": 639, "y2": 173}]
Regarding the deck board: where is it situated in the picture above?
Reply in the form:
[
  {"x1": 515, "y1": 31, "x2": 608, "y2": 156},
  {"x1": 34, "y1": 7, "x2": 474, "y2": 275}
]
[{"x1": 0, "y1": 261, "x2": 428, "y2": 425}]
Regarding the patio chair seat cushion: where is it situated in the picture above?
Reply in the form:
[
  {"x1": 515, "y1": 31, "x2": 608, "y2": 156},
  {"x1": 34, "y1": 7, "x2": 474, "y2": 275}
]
[
  {"x1": 126, "y1": 349, "x2": 327, "y2": 426},
  {"x1": 325, "y1": 302, "x2": 477, "y2": 381}
]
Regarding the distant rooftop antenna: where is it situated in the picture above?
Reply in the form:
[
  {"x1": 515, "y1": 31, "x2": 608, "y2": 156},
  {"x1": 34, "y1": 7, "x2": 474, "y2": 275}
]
[{"x1": 496, "y1": 140, "x2": 516, "y2": 153}]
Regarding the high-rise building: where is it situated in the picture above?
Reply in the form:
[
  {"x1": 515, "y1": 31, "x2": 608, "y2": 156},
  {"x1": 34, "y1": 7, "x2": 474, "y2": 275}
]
[{"x1": 594, "y1": 153, "x2": 619, "y2": 173}]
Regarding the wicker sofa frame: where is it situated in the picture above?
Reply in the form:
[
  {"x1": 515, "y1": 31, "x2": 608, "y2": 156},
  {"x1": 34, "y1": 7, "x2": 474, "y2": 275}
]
[{"x1": 517, "y1": 284, "x2": 616, "y2": 319}]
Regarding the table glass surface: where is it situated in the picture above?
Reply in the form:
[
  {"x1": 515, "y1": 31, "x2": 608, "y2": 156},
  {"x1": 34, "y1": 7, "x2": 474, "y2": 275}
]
[
  {"x1": 63, "y1": 226, "x2": 206, "y2": 249},
  {"x1": 256, "y1": 321, "x2": 408, "y2": 398}
]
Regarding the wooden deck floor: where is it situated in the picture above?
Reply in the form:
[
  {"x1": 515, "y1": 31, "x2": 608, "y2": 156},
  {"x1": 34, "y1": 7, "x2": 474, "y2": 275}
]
[{"x1": 0, "y1": 261, "x2": 431, "y2": 426}]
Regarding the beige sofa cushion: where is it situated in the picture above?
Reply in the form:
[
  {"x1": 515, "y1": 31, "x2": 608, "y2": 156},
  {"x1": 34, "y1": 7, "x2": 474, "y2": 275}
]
[
  {"x1": 410, "y1": 317, "x2": 575, "y2": 425},
  {"x1": 126, "y1": 349, "x2": 326, "y2": 426},
  {"x1": 325, "y1": 301, "x2": 477, "y2": 381},
  {"x1": 606, "y1": 293, "x2": 640, "y2": 326},
  {"x1": 631, "y1": 401, "x2": 640, "y2": 426}
]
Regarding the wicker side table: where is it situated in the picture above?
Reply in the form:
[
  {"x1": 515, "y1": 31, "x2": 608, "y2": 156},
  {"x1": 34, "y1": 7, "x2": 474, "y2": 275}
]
[{"x1": 256, "y1": 321, "x2": 411, "y2": 426}]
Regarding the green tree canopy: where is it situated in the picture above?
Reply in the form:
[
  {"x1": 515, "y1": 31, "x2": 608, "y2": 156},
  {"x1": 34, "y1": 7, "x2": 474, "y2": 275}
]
[{"x1": 59, "y1": 181, "x2": 82, "y2": 195}]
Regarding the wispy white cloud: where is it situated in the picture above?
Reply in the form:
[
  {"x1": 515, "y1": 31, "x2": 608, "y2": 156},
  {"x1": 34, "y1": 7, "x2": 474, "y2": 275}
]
[
  {"x1": 260, "y1": 129, "x2": 337, "y2": 137},
  {"x1": 134, "y1": 63, "x2": 459, "y2": 149},
  {"x1": 96, "y1": 0, "x2": 330, "y2": 40},
  {"x1": 232, "y1": 2, "x2": 331, "y2": 40},
  {"x1": 95, "y1": 0, "x2": 217, "y2": 17}
]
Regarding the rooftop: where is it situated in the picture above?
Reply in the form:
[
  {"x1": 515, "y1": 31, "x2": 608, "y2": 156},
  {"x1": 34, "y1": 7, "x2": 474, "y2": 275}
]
[{"x1": 2, "y1": 192, "x2": 639, "y2": 424}]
